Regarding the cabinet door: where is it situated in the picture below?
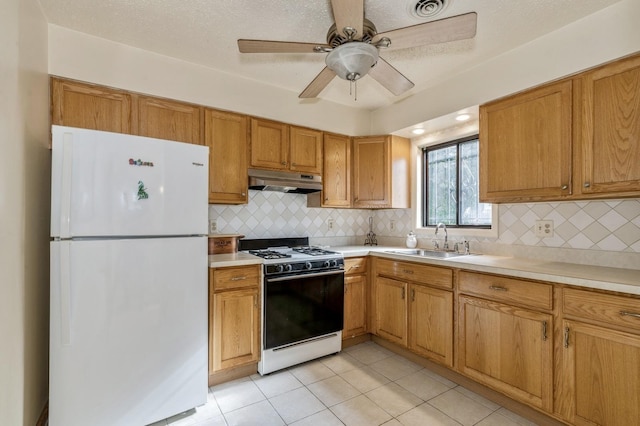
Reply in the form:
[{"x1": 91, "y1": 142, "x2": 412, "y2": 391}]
[
  {"x1": 205, "y1": 109, "x2": 249, "y2": 204},
  {"x1": 479, "y1": 80, "x2": 572, "y2": 202},
  {"x1": 250, "y1": 118, "x2": 289, "y2": 170},
  {"x1": 374, "y1": 276, "x2": 407, "y2": 346},
  {"x1": 353, "y1": 136, "x2": 390, "y2": 208},
  {"x1": 344, "y1": 274, "x2": 367, "y2": 339},
  {"x1": 137, "y1": 96, "x2": 203, "y2": 145},
  {"x1": 290, "y1": 126, "x2": 322, "y2": 174},
  {"x1": 576, "y1": 54, "x2": 640, "y2": 197},
  {"x1": 51, "y1": 77, "x2": 132, "y2": 133},
  {"x1": 561, "y1": 320, "x2": 640, "y2": 426},
  {"x1": 409, "y1": 285, "x2": 453, "y2": 367},
  {"x1": 211, "y1": 288, "x2": 260, "y2": 372},
  {"x1": 458, "y1": 295, "x2": 553, "y2": 411},
  {"x1": 322, "y1": 133, "x2": 351, "y2": 207}
]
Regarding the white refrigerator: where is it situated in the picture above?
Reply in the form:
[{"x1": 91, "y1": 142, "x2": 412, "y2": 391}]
[{"x1": 49, "y1": 125, "x2": 209, "y2": 426}]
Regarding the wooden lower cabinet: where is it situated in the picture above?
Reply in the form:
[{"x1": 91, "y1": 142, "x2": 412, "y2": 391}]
[
  {"x1": 209, "y1": 266, "x2": 260, "y2": 374},
  {"x1": 559, "y1": 320, "x2": 640, "y2": 426},
  {"x1": 373, "y1": 259, "x2": 454, "y2": 367},
  {"x1": 458, "y1": 295, "x2": 553, "y2": 412},
  {"x1": 374, "y1": 276, "x2": 407, "y2": 346},
  {"x1": 343, "y1": 257, "x2": 368, "y2": 340},
  {"x1": 409, "y1": 284, "x2": 453, "y2": 367}
]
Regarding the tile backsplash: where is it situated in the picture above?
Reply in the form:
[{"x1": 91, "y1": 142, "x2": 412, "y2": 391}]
[{"x1": 210, "y1": 192, "x2": 640, "y2": 269}]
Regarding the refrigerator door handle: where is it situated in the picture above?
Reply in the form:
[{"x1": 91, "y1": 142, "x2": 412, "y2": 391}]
[
  {"x1": 59, "y1": 133, "x2": 74, "y2": 238},
  {"x1": 60, "y1": 242, "x2": 72, "y2": 345}
]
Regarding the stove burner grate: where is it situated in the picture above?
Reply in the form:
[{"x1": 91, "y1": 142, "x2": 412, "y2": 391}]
[
  {"x1": 248, "y1": 250, "x2": 292, "y2": 260},
  {"x1": 292, "y1": 247, "x2": 337, "y2": 256}
]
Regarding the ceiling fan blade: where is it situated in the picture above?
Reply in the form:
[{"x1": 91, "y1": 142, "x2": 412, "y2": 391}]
[
  {"x1": 368, "y1": 58, "x2": 415, "y2": 96},
  {"x1": 331, "y1": 0, "x2": 364, "y2": 39},
  {"x1": 238, "y1": 39, "x2": 329, "y2": 53},
  {"x1": 372, "y1": 12, "x2": 477, "y2": 50},
  {"x1": 299, "y1": 67, "x2": 337, "y2": 98}
]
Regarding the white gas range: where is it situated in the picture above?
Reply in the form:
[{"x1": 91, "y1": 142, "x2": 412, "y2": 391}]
[{"x1": 239, "y1": 237, "x2": 345, "y2": 374}]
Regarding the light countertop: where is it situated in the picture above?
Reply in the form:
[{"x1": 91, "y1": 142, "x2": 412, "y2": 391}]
[
  {"x1": 332, "y1": 245, "x2": 640, "y2": 296},
  {"x1": 208, "y1": 252, "x2": 262, "y2": 268},
  {"x1": 209, "y1": 246, "x2": 640, "y2": 296}
]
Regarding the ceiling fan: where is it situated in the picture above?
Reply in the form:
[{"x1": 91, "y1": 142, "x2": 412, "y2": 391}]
[{"x1": 237, "y1": 0, "x2": 477, "y2": 99}]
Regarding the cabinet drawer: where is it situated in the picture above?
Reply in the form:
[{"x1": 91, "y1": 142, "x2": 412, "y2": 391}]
[
  {"x1": 563, "y1": 288, "x2": 640, "y2": 331},
  {"x1": 376, "y1": 258, "x2": 452, "y2": 289},
  {"x1": 345, "y1": 257, "x2": 367, "y2": 275},
  {"x1": 212, "y1": 265, "x2": 260, "y2": 291},
  {"x1": 458, "y1": 271, "x2": 552, "y2": 310}
]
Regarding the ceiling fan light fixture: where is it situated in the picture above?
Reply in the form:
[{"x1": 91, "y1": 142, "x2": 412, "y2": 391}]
[{"x1": 325, "y1": 42, "x2": 379, "y2": 81}]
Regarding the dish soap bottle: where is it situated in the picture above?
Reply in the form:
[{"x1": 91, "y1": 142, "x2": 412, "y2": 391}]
[{"x1": 406, "y1": 231, "x2": 417, "y2": 248}]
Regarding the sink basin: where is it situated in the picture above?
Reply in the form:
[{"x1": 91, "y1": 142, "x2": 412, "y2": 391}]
[{"x1": 386, "y1": 249, "x2": 469, "y2": 259}]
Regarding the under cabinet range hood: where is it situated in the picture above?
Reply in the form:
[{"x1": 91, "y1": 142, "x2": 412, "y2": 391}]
[{"x1": 248, "y1": 168, "x2": 322, "y2": 193}]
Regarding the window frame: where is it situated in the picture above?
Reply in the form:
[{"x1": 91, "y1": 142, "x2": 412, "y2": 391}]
[{"x1": 422, "y1": 134, "x2": 491, "y2": 229}]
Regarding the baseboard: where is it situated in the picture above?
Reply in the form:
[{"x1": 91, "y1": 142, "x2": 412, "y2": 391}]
[
  {"x1": 341, "y1": 333, "x2": 371, "y2": 349},
  {"x1": 36, "y1": 401, "x2": 48, "y2": 426},
  {"x1": 208, "y1": 363, "x2": 258, "y2": 387}
]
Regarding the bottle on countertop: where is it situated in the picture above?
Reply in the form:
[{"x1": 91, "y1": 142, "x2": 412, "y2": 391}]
[{"x1": 406, "y1": 231, "x2": 417, "y2": 248}]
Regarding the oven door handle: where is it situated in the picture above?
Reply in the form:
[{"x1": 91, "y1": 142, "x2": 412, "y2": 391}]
[{"x1": 266, "y1": 269, "x2": 344, "y2": 283}]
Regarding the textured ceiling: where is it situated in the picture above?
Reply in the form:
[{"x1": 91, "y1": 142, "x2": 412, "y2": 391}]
[{"x1": 38, "y1": 0, "x2": 616, "y2": 110}]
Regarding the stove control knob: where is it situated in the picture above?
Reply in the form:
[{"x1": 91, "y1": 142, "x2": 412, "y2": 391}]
[
  {"x1": 275, "y1": 264, "x2": 284, "y2": 273},
  {"x1": 323, "y1": 260, "x2": 331, "y2": 268},
  {"x1": 284, "y1": 264, "x2": 293, "y2": 272},
  {"x1": 330, "y1": 259, "x2": 338, "y2": 267},
  {"x1": 305, "y1": 261, "x2": 313, "y2": 270}
]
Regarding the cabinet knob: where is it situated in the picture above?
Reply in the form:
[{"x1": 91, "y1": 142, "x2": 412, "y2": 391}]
[
  {"x1": 561, "y1": 185, "x2": 568, "y2": 190},
  {"x1": 281, "y1": 161, "x2": 287, "y2": 166},
  {"x1": 241, "y1": 192, "x2": 246, "y2": 196},
  {"x1": 584, "y1": 182, "x2": 591, "y2": 188}
]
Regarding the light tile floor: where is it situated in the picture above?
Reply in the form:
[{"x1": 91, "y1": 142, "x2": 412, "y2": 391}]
[{"x1": 153, "y1": 342, "x2": 539, "y2": 426}]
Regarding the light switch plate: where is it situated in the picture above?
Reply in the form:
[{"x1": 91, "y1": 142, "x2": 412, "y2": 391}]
[{"x1": 535, "y1": 220, "x2": 554, "y2": 238}]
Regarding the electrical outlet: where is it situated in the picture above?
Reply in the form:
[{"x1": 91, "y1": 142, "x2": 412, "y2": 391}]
[
  {"x1": 535, "y1": 220, "x2": 554, "y2": 238},
  {"x1": 327, "y1": 218, "x2": 334, "y2": 230},
  {"x1": 390, "y1": 220, "x2": 396, "y2": 231},
  {"x1": 209, "y1": 218, "x2": 218, "y2": 234}
]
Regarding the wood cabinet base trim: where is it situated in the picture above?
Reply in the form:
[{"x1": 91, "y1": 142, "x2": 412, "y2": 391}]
[
  {"x1": 371, "y1": 336, "x2": 568, "y2": 426},
  {"x1": 208, "y1": 363, "x2": 258, "y2": 387},
  {"x1": 341, "y1": 333, "x2": 371, "y2": 348}
]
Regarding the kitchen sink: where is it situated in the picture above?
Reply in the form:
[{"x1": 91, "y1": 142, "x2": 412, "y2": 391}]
[{"x1": 386, "y1": 249, "x2": 470, "y2": 259}]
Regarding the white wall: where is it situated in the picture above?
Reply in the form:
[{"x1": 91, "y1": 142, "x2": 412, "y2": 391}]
[
  {"x1": 0, "y1": 0, "x2": 50, "y2": 424},
  {"x1": 47, "y1": 26, "x2": 372, "y2": 136},
  {"x1": 370, "y1": 0, "x2": 640, "y2": 134}
]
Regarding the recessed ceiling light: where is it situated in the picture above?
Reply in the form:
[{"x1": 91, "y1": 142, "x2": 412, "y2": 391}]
[
  {"x1": 456, "y1": 114, "x2": 471, "y2": 122},
  {"x1": 412, "y1": 128, "x2": 425, "y2": 135}
]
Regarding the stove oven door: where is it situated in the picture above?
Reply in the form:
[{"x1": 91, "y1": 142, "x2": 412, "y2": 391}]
[{"x1": 264, "y1": 270, "x2": 344, "y2": 350}]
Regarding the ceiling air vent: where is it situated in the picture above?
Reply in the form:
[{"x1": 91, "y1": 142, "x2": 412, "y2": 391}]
[{"x1": 411, "y1": 0, "x2": 449, "y2": 19}]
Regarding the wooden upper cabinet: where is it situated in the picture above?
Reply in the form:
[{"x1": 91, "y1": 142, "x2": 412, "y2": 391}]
[
  {"x1": 321, "y1": 133, "x2": 351, "y2": 207},
  {"x1": 479, "y1": 79, "x2": 573, "y2": 203},
  {"x1": 51, "y1": 77, "x2": 132, "y2": 134},
  {"x1": 352, "y1": 135, "x2": 410, "y2": 209},
  {"x1": 575, "y1": 54, "x2": 640, "y2": 198},
  {"x1": 205, "y1": 109, "x2": 249, "y2": 204},
  {"x1": 136, "y1": 96, "x2": 203, "y2": 145},
  {"x1": 250, "y1": 118, "x2": 323, "y2": 175},
  {"x1": 290, "y1": 126, "x2": 323, "y2": 174},
  {"x1": 250, "y1": 118, "x2": 290, "y2": 170}
]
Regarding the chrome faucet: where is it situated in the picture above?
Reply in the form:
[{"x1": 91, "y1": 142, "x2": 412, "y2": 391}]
[{"x1": 435, "y1": 223, "x2": 448, "y2": 251}]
